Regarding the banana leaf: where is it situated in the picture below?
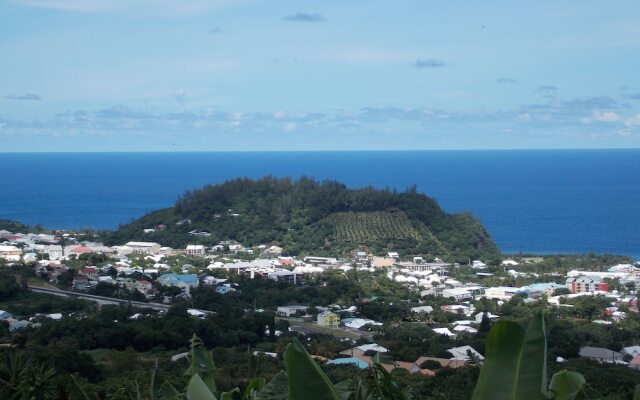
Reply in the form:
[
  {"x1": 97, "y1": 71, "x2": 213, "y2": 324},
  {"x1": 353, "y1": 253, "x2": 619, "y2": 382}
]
[
  {"x1": 284, "y1": 338, "x2": 342, "y2": 400},
  {"x1": 471, "y1": 311, "x2": 547, "y2": 400}
]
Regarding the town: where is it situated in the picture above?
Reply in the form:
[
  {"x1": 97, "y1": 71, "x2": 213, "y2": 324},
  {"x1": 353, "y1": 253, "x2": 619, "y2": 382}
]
[{"x1": 1, "y1": 225, "x2": 640, "y2": 386}]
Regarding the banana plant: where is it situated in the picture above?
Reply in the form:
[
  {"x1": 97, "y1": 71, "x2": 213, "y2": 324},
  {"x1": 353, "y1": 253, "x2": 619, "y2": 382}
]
[{"x1": 471, "y1": 311, "x2": 638, "y2": 400}]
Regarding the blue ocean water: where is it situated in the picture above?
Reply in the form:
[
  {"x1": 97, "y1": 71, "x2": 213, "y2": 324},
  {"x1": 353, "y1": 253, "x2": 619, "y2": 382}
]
[{"x1": 0, "y1": 150, "x2": 638, "y2": 258}]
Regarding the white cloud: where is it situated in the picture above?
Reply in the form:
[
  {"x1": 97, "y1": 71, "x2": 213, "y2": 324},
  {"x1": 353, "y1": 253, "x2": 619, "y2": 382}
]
[
  {"x1": 9, "y1": 0, "x2": 235, "y2": 14},
  {"x1": 283, "y1": 122, "x2": 296, "y2": 132},
  {"x1": 624, "y1": 113, "x2": 640, "y2": 128},
  {"x1": 580, "y1": 111, "x2": 622, "y2": 124}
]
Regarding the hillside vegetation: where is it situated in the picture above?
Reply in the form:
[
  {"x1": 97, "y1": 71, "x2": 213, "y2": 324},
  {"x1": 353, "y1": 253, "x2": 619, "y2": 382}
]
[{"x1": 106, "y1": 177, "x2": 499, "y2": 261}]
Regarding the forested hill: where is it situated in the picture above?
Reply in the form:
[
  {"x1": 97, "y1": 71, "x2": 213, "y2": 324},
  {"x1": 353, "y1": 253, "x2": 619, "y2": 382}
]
[{"x1": 107, "y1": 177, "x2": 500, "y2": 261}]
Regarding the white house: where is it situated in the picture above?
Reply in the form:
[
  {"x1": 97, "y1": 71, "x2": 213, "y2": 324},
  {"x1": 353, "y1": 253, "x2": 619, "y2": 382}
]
[
  {"x1": 483, "y1": 286, "x2": 522, "y2": 300},
  {"x1": 441, "y1": 288, "x2": 473, "y2": 301},
  {"x1": 0, "y1": 245, "x2": 22, "y2": 261},
  {"x1": 185, "y1": 245, "x2": 206, "y2": 257},
  {"x1": 124, "y1": 242, "x2": 161, "y2": 255}
]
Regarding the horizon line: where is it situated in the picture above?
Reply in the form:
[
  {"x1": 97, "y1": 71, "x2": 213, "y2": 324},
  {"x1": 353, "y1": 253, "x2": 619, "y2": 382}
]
[{"x1": 2, "y1": 147, "x2": 640, "y2": 154}]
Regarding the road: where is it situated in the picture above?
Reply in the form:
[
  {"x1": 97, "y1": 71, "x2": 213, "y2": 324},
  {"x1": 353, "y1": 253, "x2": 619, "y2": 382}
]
[
  {"x1": 27, "y1": 286, "x2": 212, "y2": 314},
  {"x1": 283, "y1": 318, "x2": 374, "y2": 340}
]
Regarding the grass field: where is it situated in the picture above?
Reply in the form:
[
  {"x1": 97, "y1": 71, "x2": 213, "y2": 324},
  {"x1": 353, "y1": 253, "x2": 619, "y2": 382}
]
[{"x1": 324, "y1": 210, "x2": 422, "y2": 244}]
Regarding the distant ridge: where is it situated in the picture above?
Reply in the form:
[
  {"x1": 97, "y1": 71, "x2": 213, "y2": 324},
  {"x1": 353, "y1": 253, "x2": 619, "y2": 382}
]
[{"x1": 106, "y1": 177, "x2": 500, "y2": 261}]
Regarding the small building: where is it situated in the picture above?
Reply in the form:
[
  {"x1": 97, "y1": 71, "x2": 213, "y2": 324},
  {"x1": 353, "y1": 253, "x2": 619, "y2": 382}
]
[
  {"x1": 157, "y1": 273, "x2": 199, "y2": 295},
  {"x1": 0, "y1": 245, "x2": 22, "y2": 261},
  {"x1": 441, "y1": 288, "x2": 473, "y2": 301},
  {"x1": 78, "y1": 266, "x2": 99, "y2": 279},
  {"x1": 0, "y1": 310, "x2": 14, "y2": 320},
  {"x1": 124, "y1": 242, "x2": 162, "y2": 255},
  {"x1": 483, "y1": 286, "x2": 523, "y2": 300},
  {"x1": 277, "y1": 305, "x2": 308, "y2": 317},
  {"x1": 185, "y1": 245, "x2": 206, "y2": 257},
  {"x1": 72, "y1": 275, "x2": 90, "y2": 290},
  {"x1": 446, "y1": 345, "x2": 484, "y2": 361},
  {"x1": 579, "y1": 346, "x2": 624, "y2": 364},
  {"x1": 317, "y1": 310, "x2": 339, "y2": 328},
  {"x1": 263, "y1": 245, "x2": 283, "y2": 257}
]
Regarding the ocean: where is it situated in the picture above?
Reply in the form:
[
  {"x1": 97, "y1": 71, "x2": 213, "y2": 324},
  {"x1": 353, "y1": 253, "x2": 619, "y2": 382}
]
[{"x1": 0, "y1": 150, "x2": 638, "y2": 259}]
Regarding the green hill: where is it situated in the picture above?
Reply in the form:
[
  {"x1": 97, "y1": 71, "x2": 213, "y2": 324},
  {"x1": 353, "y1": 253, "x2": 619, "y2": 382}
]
[{"x1": 106, "y1": 177, "x2": 500, "y2": 261}]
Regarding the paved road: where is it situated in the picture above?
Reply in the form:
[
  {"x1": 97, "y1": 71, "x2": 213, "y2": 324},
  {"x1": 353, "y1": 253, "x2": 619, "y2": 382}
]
[
  {"x1": 28, "y1": 286, "x2": 212, "y2": 314},
  {"x1": 284, "y1": 318, "x2": 373, "y2": 340}
]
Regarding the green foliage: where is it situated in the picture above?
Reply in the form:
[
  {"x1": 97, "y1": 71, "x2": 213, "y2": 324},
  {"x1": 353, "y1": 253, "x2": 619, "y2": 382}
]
[
  {"x1": 106, "y1": 177, "x2": 500, "y2": 261},
  {"x1": 472, "y1": 311, "x2": 547, "y2": 400},
  {"x1": 284, "y1": 338, "x2": 342, "y2": 400}
]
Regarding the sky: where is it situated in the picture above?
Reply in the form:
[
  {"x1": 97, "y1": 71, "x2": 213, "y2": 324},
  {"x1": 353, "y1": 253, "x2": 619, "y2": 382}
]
[{"x1": 1, "y1": 0, "x2": 639, "y2": 151}]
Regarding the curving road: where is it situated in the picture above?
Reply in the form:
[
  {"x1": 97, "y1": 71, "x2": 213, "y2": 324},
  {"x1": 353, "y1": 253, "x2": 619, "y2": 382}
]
[{"x1": 27, "y1": 286, "x2": 212, "y2": 314}]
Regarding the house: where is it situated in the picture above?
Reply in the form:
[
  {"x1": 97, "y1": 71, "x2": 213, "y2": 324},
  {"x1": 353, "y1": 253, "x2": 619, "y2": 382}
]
[
  {"x1": 483, "y1": 286, "x2": 523, "y2": 300},
  {"x1": 579, "y1": 347, "x2": 624, "y2": 364},
  {"x1": 0, "y1": 310, "x2": 14, "y2": 320},
  {"x1": 66, "y1": 245, "x2": 93, "y2": 258},
  {"x1": 216, "y1": 284, "x2": 236, "y2": 294},
  {"x1": 9, "y1": 320, "x2": 31, "y2": 332},
  {"x1": 134, "y1": 280, "x2": 153, "y2": 295},
  {"x1": 263, "y1": 245, "x2": 283, "y2": 257},
  {"x1": 520, "y1": 283, "x2": 568, "y2": 298},
  {"x1": 387, "y1": 252, "x2": 400, "y2": 260},
  {"x1": 44, "y1": 245, "x2": 64, "y2": 260},
  {"x1": 157, "y1": 274, "x2": 199, "y2": 295},
  {"x1": 124, "y1": 241, "x2": 161, "y2": 255},
  {"x1": 341, "y1": 343, "x2": 389, "y2": 357},
  {"x1": 630, "y1": 356, "x2": 640, "y2": 370},
  {"x1": 267, "y1": 269, "x2": 299, "y2": 284},
  {"x1": 566, "y1": 275, "x2": 609, "y2": 293},
  {"x1": 78, "y1": 266, "x2": 99, "y2": 279},
  {"x1": 440, "y1": 304, "x2": 471, "y2": 315},
  {"x1": 371, "y1": 257, "x2": 395, "y2": 268},
  {"x1": 622, "y1": 345, "x2": 640, "y2": 358},
  {"x1": 410, "y1": 305, "x2": 434, "y2": 314},
  {"x1": 276, "y1": 305, "x2": 308, "y2": 317},
  {"x1": 342, "y1": 318, "x2": 382, "y2": 329},
  {"x1": 0, "y1": 245, "x2": 22, "y2": 261},
  {"x1": 72, "y1": 275, "x2": 90, "y2": 290},
  {"x1": 441, "y1": 288, "x2": 473, "y2": 301},
  {"x1": 185, "y1": 245, "x2": 206, "y2": 257},
  {"x1": 433, "y1": 328, "x2": 456, "y2": 337},
  {"x1": 446, "y1": 345, "x2": 484, "y2": 361},
  {"x1": 317, "y1": 310, "x2": 340, "y2": 328}
]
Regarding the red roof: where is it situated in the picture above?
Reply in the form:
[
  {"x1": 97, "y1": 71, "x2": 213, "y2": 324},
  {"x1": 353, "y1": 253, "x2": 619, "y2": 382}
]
[
  {"x1": 631, "y1": 356, "x2": 640, "y2": 365},
  {"x1": 72, "y1": 246, "x2": 92, "y2": 253}
]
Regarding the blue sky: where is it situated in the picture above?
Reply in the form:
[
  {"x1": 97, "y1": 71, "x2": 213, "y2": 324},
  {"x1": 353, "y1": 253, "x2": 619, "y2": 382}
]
[{"x1": 1, "y1": 0, "x2": 639, "y2": 151}]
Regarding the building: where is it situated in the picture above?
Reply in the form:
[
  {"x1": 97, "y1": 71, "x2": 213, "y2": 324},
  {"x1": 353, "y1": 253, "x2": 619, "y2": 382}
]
[
  {"x1": 483, "y1": 286, "x2": 523, "y2": 300},
  {"x1": 520, "y1": 283, "x2": 568, "y2": 298},
  {"x1": 157, "y1": 273, "x2": 199, "y2": 295},
  {"x1": 370, "y1": 257, "x2": 395, "y2": 268},
  {"x1": 579, "y1": 347, "x2": 624, "y2": 364},
  {"x1": 441, "y1": 288, "x2": 473, "y2": 301},
  {"x1": 44, "y1": 245, "x2": 64, "y2": 260},
  {"x1": 72, "y1": 275, "x2": 91, "y2": 290},
  {"x1": 78, "y1": 266, "x2": 99, "y2": 279},
  {"x1": 446, "y1": 345, "x2": 484, "y2": 361},
  {"x1": 267, "y1": 269, "x2": 300, "y2": 284},
  {"x1": 124, "y1": 242, "x2": 162, "y2": 255},
  {"x1": 317, "y1": 310, "x2": 340, "y2": 328},
  {"x1": 0, "y1": 245, "x2": 22, "y2": 261},
  {"x1": 566, "y1": 275, "x2": 609, "y2": 293},
  {"x1": 0, "y1": 310, "x2": 14, "y2": 320},
  {"x1": 263, "y1": 245, "x2": 283, "y2": 257},
  {"x1": 185, "y1": 245, "x2": 206, "y2": 257},
  {"x1": 276, "y1": 305, "x2": 308, "y2": 317}
]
